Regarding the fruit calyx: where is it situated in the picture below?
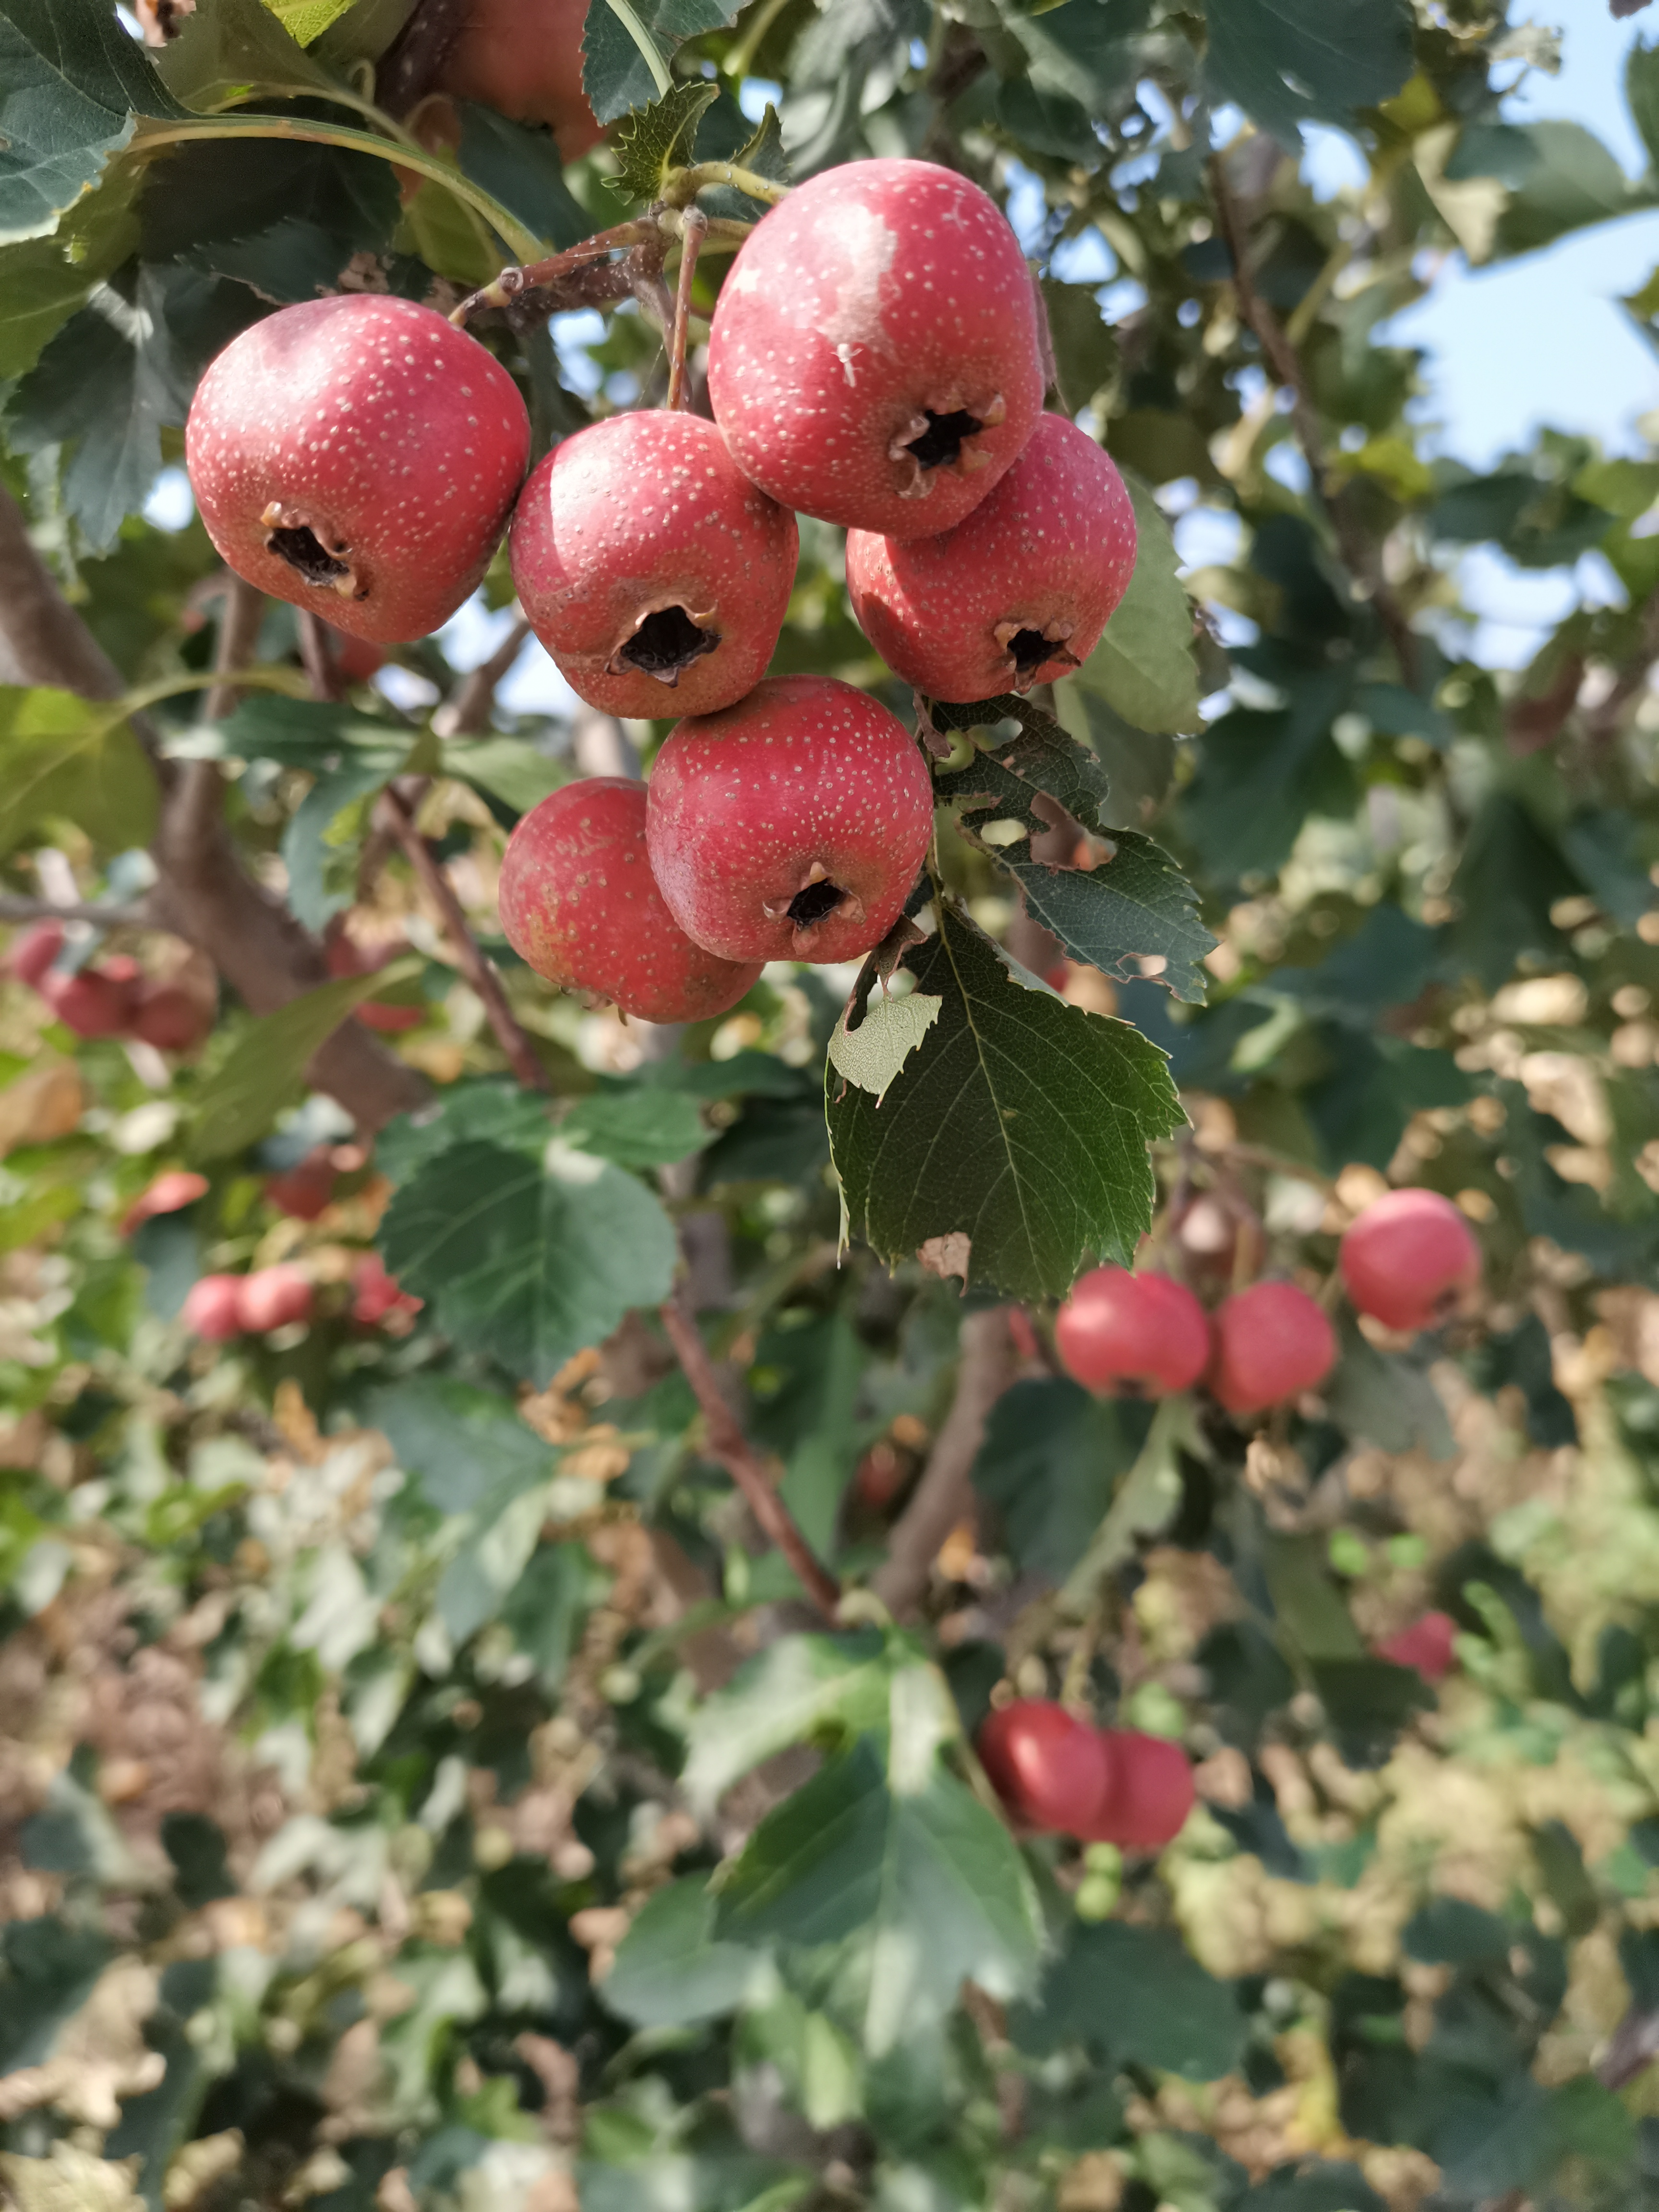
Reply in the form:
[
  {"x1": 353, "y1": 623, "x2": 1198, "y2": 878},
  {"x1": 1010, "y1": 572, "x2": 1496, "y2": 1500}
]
[
  {"x1": 996, "y1": 616, "x2": 1080, "y2": 689},
  {"x1": 763, "y1": 863, "x2": 865, "y2": 951},
  {"x1": 609, "y1": 600, "x2": 722, "y2": 686},
  {"x1": 260, "y1": 502, "x2": 360, "y2": 599},
  {"x1": 890, "y1": 390, "x2": 1007, "y2": 498}
]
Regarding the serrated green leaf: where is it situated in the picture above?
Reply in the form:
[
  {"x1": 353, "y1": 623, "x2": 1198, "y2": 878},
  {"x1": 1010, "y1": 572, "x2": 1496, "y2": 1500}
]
[
  {"x1": 0, "y1": 685, "x2": 157, "y2": 856},
  {"x1": 581, "y1": 0, "x2": 743, "y2": 131},
  {"x1": 377, "y1": 1079, "x2": 553, "y2": 1188},
  {"x1": 379, "y1": 1137, "x2": 677, "y2": 1384},
  {"x1": 0, "y1": 0, "x2": 182, "y2": 244},
  {"x1": 683, "y1": 1633, "x2": 895, "y2": 1813},
  {"x1": 455, "y1": 102, "x2": 592, "y2": 248},
  {"x1": 263, "y1": 0, "x2": 356, "y2": 47},
  {"x1": 608, "y1": 79, "x2": 720, "y2": 203},
  {"x1": 604, "y1": 1878, "x2": 771, "y2": 2028},
  {"x1": 0, "y1": 166, "x2": 139, "y2": 377},
  {"x1": 972, "y1": 1378, "x2": 1154, "y2": 1581},
  {"x1": 1017, "y1": 1922, "x2": 1246, "y2": 2078},
  {"x1": 441, "y1": 736, "x2": 571, "y2": 816},
  {"x1": 930, "y1": 697, "x2": 1214, "y2": 1003},
  {"x1": 154, "y1": 0, "x2": 343, "y2": 108},
  {"x1": 560, "y1": 1085, "x2": 708, "y2": 1168},
  {"x1": 730, "y1": 100, "x2": 790, "y2": 186},
  {"x1": 281, "y1": 757, "x2": 395, "y2": 933},
  {"x1": 827, "y1": 990, "x2": 942, "y2": 1107},
  {"x1": 1074, "y1": 469, "x2": 1202, "y2": 736},
  {"x1": 191, "y1": 962, "x2": 421, "y2": 1158},
  {"x1": 1203, "y1": 0, "x2": 1413, "y2": 149},
  {"x1": 714, "y1": 1737, "x2": 1043, "y2": 2054},
  {"x1": 827, "y1": 898, "x2": 1184, "y2": 1299}
]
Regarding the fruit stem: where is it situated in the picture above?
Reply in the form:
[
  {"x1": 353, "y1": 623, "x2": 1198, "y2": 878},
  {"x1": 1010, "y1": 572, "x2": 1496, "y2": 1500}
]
[
  {"x1": 659, "y1": 1292, "x2": 842, "y2": 1620},
  {"x1": 661, "y1": 160, "x2": 790, "y2": 208},
  {"x1": 132, "y1": 115, "x2": 542, "y2": 262},
  {"x1": 666, "y1": 206, "x2": 708, "y2": 411}
]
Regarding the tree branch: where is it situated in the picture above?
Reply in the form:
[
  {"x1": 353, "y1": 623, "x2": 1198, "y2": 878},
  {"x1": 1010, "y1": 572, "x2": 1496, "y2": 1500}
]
[
  {"x1": 872, "y1": 1308, "x2": 1016, "y2": 1619},
  {"x1": 0, "y1": 897, "x2": 150, "y2": 927},
  {"x1": 375, "y1": 782, "x2": 552, "y2": 1092},
  {"x1": 659, "y1": 1291, "x2": 842, "y2": 1620},
  {"x1": 433, "y1": 614, "x2": 532, "y2": 737},
  {"x1": 1208, "y1": 153, "x2": 1420, "y2": 691}
]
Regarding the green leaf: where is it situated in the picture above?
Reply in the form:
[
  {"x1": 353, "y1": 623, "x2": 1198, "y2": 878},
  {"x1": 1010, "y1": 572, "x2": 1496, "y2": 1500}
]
[
  {"x1": 282, "y1": 757, "x2": 396, "y2": 932},
  {"x1": 379, "y1": 1137, "x2": 678, "y2": 1385},
  {"x1": 0, "y1": 1919, "x2": 113, "y2": 2075},
  {"x1": 560, "y1": 1085, "x2": 708, "y2": 1168},
  {"x1": 1492, "y1": 123, "x2": 1648, "y2": 262},
  {"x1": 0, "y1": 685, "x2": 157, "y2": 856},
  {"x1": 1002, "y1": 0, "x2": 1149, "y2": 111},
  {"x1": 581, "y1": 0, "x2": 742, "y2": 130},
  {"x1": 201, "y1": 691, "x2": 409, "y2": 773},
  {"x1": 996, "y1": 78, "x2": 1102, "y2": 167},
  {"x1": 1203, "y1": 0, "x2": 1413, "y2": 149},
  {"x1": 364, "y1": 1376, "x2": 550, "y2": 1515},
  {"x1": 1325, "y1": 1318, "x2": 1456, "y2": 1457},
  {"x1": 1019, "y1": 1922, "x2": 1246, "y2": 2078},
  {"x1": 682, "y1": 1632, "x2": 895, "y2": 1813},
  {"x1": 191, "y1": 962, "x2": 420, "y2": 1158},
  {"x1": 714, "y1": 1737, "x2": 1043, "y2": 2055},
  {"x1": 731, "y1": 100, "x2": 790, "y2": 188},
  {"x1": 1179, "y1": 670, "x2": 1355, "y2": 885},
  {"x1": 828, "y1": 899, "x2": 1184, "y2": 1298},
  {"x1": 1042, "y1": 278, "x2": 1119, "y2": 412},
  {"x1": 0, "y1": 0, "x2": 181, "y2": 244},
  {"x1": 442, "y1": 736, "x2": 571, "y2": 816},
  {"x1": 608, "y1": 79, "x2": 720, "y2": 203},
  {"x1": 376, "y1": 1079, "x2": 553, "y2": 1187},
  {"x1": 827, "y1": 989, "x2": 942, "y2": 1107},
  {"x1": 153, "y1": 0, "x2": 345, "y2": 108},
  {"x1": 455, "y1": 102, "x2": 593, "y2": 248},
  {"x1": 603, "y1": 1877, "x2": 770, "y2": 2028},
  {"x1": 971, "y1": 1379, "x2": 1154, "y2": 1582},
  {"x1": 931, "y1": 693, "x2": 1214, "y2": 1001},
  {"x1": 1073, "y1": 470, "x2": 1202, "y2": 736},
  {"x1": 0, "y1": 166, "x2": 139, "y2": 378},
  {"x1": 1445, "y1": 793, "x2": 1579, "y2": 991},
  {"x1": 264, "y1": 0, "x2": 357, "y2": 47}
]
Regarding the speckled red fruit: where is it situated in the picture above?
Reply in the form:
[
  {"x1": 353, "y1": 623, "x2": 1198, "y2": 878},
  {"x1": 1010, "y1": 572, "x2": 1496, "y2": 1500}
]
[
  {"x1": 1082, "y1": 1731, "x2": 1194, "y2": 1851},
  {"x1": 325, "y1": 934, "x2": 425, "y2": 1032},
  {"x1": 1374, "y1": 1610, "x2": 1458, "y2": 1682},
  {"x1": 352, "y1": 1252, "x2": 422, "y2": 1327},
  {"x1": 499, "y1": 779, "x2": 762, "y2": 1023},
  {"x1": 185, "y1": 295, "x2": 530, "y2": 644},
  {"x1": 1056, "y1": 1265, "x2": 1210, "y2": 1397},
  {"x1": 183, "y1": 1274, "x2": 244, "y2": 1341},
  {"x1": 977, "y1": 1701, "x2": 1113, "y2": 1837},
  {"x1": 1340, "y1": 1188, "x2": 1480, "y2": 1332},
  {"x1": 435, "y1": 0, "x2": 601, "y2": 157},
  {"x1": 130, "y1": 983, "x2": 209, "y2": 1053},
  {"x1": 708, "y1": 159, "x2": 1044, "y2": 539},
  {"x1": 846, "y1": 414, "x2": 1137, "y2": 701},
  {"x1": 266, "y1": 1150, "x2": 337, "y2": 1221},
  {"x1": 1209, "y1": 1281, "x2": 1336, "y2": 1417},
  {"x1": 41, "y1": 964, "x2": 138, "y2": 1038},
  {"x1": 510, "y1": 411, "x2": 798, "y2": 719},
  {"x1": 236, "y1": 1264, "x2": 313, "y2": 1334},
  {"x1": 121, "y1": 1170, "x2": 208, "y2": 1235},
  {"x1": 9, "y1": 921, "x2": 64, "y2": 987},
  {"x1": 645, "y1": 675, "x2": 934, "y2": 965}
]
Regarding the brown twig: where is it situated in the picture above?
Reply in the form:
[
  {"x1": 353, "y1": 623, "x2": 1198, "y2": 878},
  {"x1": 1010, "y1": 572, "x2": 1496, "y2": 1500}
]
[
  {"x1": 1208, "y1": 153, "x2": 1420, "y2": 690},
  {"x1": 375, "y1": 782, "x2": 552, "y2": 1092},
  {"x1": 433, "y1": 614, "x2": 533, "y2": 737},
  {"x1": 203, "y1": 574, "x2": 267, "y2": 724},
  {"x1": 667, "y1": 207, "x2": 709, "y2": 412},
  {"x1": 297, "y1": 610, "x2": 346, "y2": 703},
  {"x1": 872, "y1": 1307, "x2": 1017, "y2": 1619},
  {"x1": 659, "y1": 1292, "x2": 842, "y2": 1620},
  {"x1": 0, "y1": 896, "x2": 150, "y2": 926}
]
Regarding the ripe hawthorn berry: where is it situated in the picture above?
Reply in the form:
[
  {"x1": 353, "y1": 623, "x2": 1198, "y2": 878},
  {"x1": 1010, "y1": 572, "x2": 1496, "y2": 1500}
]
[
  {"x1": 130, "y1": 983, "x2": 209, "y2": 1054},
  {"x1": 186, "y1": 295, "x2": 529, "y2": 644},
  {"x1": 183, "y1": 1274, "x2": 244, "y2": 1342},
  {"x1": 1208, "y1": 1280, "x2": 1336, "y2": 1417},
  {"x1": 237, "y1": 1264, "x2": 314, "y2": 1334},
  {"x1": 1340, "y1": 1187, "x2": 1480, "y2": 1333},
  {"x1": 266, "y1": 1149, "x2": 338, "y2": 1222},
  {"x1": 1082, "y1": 1731, "x2": 1195, "y2": 1851},
  {"x1": 1374, "y1": 1610, "x2": 1458, "y2": 1681},
  {"x1": 9, "y1": 921, "x2": 65, "y2": 988},
  {"x1": 510, "y1": 411, "x2": 798, "y2": 719},
  {"x1": 708, "y1": 158, "x2": 1044, "y2": 539},
  {"x1": 1055, "y1": 1265, "x2": 1210, "y2": 1397},
  {"x1": 434, "y1": 0, "x2": 601, "y2": 156},
  {"x1": 121, "y1": 1170, "x2": 208, "y2": 1236},
  {"x1": 846, "y1": 414, "x2": 1137, "y2": 701},
  {"x1": 499, "y1": 779, "x2": 763, "y2": 1024},
  {"x1": 977, "y1": 1700, "x2": 1112, "y2": 1837},
  {"x1": 41, "y1": 963, "x2": 138, "y2": 1038},
  {"x1": 645, "y1": 674, "x2": 934, "y2": 965}
]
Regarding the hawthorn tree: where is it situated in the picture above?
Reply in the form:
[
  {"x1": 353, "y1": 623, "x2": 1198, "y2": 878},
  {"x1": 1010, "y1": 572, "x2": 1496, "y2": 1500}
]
[{"x1": 4, "y1": 1, "x2": 1659, "y2": 2209}]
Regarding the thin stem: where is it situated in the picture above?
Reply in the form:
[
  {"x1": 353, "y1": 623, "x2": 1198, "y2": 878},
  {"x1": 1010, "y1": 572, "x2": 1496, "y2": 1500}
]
[
  {"x1": 203, "y1": 576, "x2": 267, "y2": 726},
  {"x1": 659, "y1": 1293, "x2": 842, "y2": 1620},
  {"x1": 667, "y1": 207, "x2": 708, "y2": 411},
  {"x1": 433, "y1": 615, "x2": 533, "y2": 737},
  {"x1": 1059, "y1": 1592, "x2": 1110, "y2": 1708},
  {"x1": 723, "y1": 0, "x2": 792, "y2": 81},
  {"x1": 0, "y1": 896, "x2": 149, "y2": 926},
  {"x1": 132, "y1": 115, "x2": 541, "y2": 261},
  {"x1": 663, "y1": 159, "x2": 789, "y2": 208},
  {"x1": 297, "y1": 611, "x2": 345, "y2": 703},
  {"x1": 375, "y1": 783, "x2": 552, "y2": 1093}
]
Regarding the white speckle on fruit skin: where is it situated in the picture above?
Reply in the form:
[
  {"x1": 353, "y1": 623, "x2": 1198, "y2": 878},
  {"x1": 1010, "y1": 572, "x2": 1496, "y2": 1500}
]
[{"x1": 183, "y1": 294, "x2": 530, "y2": 646}]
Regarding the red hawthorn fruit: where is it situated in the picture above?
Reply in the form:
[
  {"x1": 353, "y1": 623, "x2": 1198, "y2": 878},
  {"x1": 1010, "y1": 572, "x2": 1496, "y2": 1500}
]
[
  {"x1": 644, "y1": 675, "x2": 935, "y2": 965},
  {"x1": 1209, "y1": 1280, "x2": 1337, "y2": 1417},
  {"x1": 182, "y1": 1274, "x2": 245, "y2": 1341},
  {"x1": 41, "y1": 963, "x2": 139, "y2": 1038},
  {"x1": 130, "y1": 983, "x2": 210, "y2": 1054},
  {"x1": 499, "y1": 779, "x2": 763, "y2": 1023},
  {"x1": 266, "y1": 1148, "x2": 338, "y2": 1222},
  {"x1": 326, "y1": 624, "x2": 387, "y2": 685},
  {"x1": 121, "y1": 1169, "x2": 209, "y2": 1235},
  {"x1": 351, "y1": 1252, "x2": 423, "y2": 1328},
  {"x1": 1340, "y1": 1188, "x2": 1480, "y2": 1332},
  {"x1": 509, "y1": 411, "x2": 799, "y2": 720},
  {"x1": 853, "y1": 1440, "x2": 910, "y2": 1512},
  {"x1": 324, "y1": 933, "x2": 425, "y2": 1033},
  {"x1": 977, "y1": 1700, "x2": 1113, "y2": 1837},
  {"x1": 707, "y1": 158, "x2": 1044, "y2": 539},
  {"x1": 846, "y1": 413, "x2": 1138, "y2": 700},
  {"x1": 185, "y1": 295, "x2": 530, "y2": 644},
  {"x1": 1374, "y1": 1610, "x2": 1458, "y2": 1682},
  {"x1": 1055, "y1": 1265, "x2": 1210, "y2": 1397},
  {"x1": 236, "y1": 1264, "x2": 314, "y2": 1334},
  {"x1": 434, "y1": 0, "x2": 602, "y2": 158},
  {"x1": 1082, "y1": 1730, "x2": 1195, "y2": 1851},
  {"x1": 9, "y1": 921, "x2": 65, "y2": 987}
]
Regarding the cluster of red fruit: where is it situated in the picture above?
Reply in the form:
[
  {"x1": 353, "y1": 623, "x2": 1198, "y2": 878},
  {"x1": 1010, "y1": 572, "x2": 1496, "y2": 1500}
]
[
  {"x1": 978, "y1": 1698, "x2": 1195, "y2": 1851},
  {"x1": 181, "y1": 1254, "x2": 417, "y2": 1340},
  {"x1": 182, "y1": 159, "x2": 1138, "y2": 1023},
  {"x1": 1055, "y1": 1187, "x2": 1481, "y2": 1415},
  {"x1": 8, "y1": 922, "x2": 209, "y2": 1052}
]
